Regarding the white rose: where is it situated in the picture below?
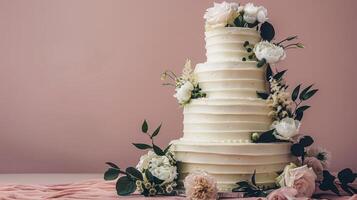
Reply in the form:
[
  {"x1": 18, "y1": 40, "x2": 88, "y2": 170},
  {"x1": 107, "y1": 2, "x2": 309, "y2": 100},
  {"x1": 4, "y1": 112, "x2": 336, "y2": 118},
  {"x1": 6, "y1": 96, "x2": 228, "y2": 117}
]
[
  {"x1": 256, "y1": 6, "x2": 268, "y2": 23},
  {"x1": 204, "y1": 2, "x2": 239, "y2": 28},
  {"x1": 254, "y1": 41, "x2": 286, "y2": 64},
  {"x1": 243, "y1": 3, "x2": 258, "y2": 24},
  {"x1": 136, "y1": 151, "x2": 157, "y2": 172},
  {"x1": 276, "y1": 162, "x2": 297, "y2": 187},
  {"x1": 271, "y1": 117, "x2": 301, "y2": 141},
  {"x1": 174, "y1": 81, "x2": 194, "y2": 104},
  {"x1": 148, "y1": 156, "x2": 177, "y2": 184}
]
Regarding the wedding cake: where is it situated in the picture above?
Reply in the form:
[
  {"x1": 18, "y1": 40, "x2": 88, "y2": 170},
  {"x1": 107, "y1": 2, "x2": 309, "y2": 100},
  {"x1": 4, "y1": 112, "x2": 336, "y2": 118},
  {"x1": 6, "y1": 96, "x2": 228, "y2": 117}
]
[
  {"x1": 105, "y1": 2, "x2": 355, "y2": 198},
  {"x1": 171, "y1": 2, "x2": 293, "y2": 191}
]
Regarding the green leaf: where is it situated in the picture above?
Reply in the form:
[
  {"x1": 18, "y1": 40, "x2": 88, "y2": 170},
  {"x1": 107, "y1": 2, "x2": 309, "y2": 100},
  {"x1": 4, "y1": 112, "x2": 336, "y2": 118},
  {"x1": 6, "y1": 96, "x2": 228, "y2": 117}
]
[
  {"x1": 151, "y1": 123, "x2": 162, "y2": 138},
  {"x1": 153, "y1": 144, "x2": 165, "y2": 156},
  {"x1": 287, "y1": 35, "x2": 298, "y2": 41},
  {"x1": 247, "y1": 21, "x2": 259, "y2": 28},
  {"x1": 142, "y1": 120, "x2": 148, "y2": 133},
  {"x1": 299, "y1": 84, "x2": 313, "y2": 100},
  {"x1": 256, "y1": 91, "x2": 269, "y2": 100},
  {"x1": 338, "y1": 168, "x2": 356, "y2": 184},
  {"x1": 243, "y1": 41, "x2": 249, "y2": 47},
  {"x1": 236, "y1": 181, "x2": 250, "y2": 188},
  {"x1": 145, "y1": 169, "x2": 164, "y2": 185},
  {"x1": 295, "y1": 110, "x2": 304, "y2": 121},
  {"x1": 257, "y1": 58, "x2": 266, "y2": 68},
  {"x1": 290, "y1": 143, "x2": 304, "y2": 157},
  {"x1": 104, "y1": 168, "x2": 120, "y2": 180},
  {"x1": 116, "y1": 176, "x2": 136, "y2": 196},
  {"x1": 234, "y1": 15, "x2": 245, "y2": 27},
  {"x1": 273, "y1": 70, "x2": 287, "y2": 80},
  {"x1": 301, "y1": 89, "x2": 318, "y2": 100},
  {"x1": 251, "y1": 170, "x2": 256, "y2": 186},
  {"x1": 260, "y1": 22, "x2": 275, "y2": 41},
  {"x1": 126, "y1": 167, "x2": 143, "y2": 181},
  {"x1": 291, "y1": 84, "x2": 301, "y2": 101},
  {"x1": 163, "y1": 144, "x2": 172, "y2": 154},
  {"x1": 255, "y1": 129, "x2": 277, "y2": 143},
  {"x1": 266, "y1": 64, "x2": 273, "y2": 81},
  {"x1": 299, "y1": 136, "x2": 314, "y2": 147},
  {"x1": 295, "y1": 105, "x2": 310, "y2": 114},
  {"x1": 132, "y1": 143, "x2": 152, "y2": 150},
  {"x1": 105, "y1": 162, "x2": 119, "y2": 169}
]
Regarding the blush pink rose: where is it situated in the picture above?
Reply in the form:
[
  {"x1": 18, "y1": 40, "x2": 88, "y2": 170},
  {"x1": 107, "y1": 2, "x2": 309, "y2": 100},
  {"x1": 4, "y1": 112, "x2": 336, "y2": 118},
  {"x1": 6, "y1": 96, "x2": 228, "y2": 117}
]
[
  {"x1": 304, "y1": 157, "x2": 324, "y2": 181},
  {"x1": 284, "y1": 165, "x2": 317, "y2": 197},
  {"x1": 267, "y1": 187, "x2": 298, "y2": 200}
]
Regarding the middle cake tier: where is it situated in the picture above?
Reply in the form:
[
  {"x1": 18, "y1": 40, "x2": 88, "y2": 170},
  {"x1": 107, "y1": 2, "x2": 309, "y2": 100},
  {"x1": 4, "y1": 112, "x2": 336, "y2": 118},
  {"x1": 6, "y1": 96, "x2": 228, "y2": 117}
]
[
  {"x1": 195, "y1": 61, "x2": 268, "y2": 99},
  {"x1": 183, "y1": 98, "x2": 272, "y2": 143}
]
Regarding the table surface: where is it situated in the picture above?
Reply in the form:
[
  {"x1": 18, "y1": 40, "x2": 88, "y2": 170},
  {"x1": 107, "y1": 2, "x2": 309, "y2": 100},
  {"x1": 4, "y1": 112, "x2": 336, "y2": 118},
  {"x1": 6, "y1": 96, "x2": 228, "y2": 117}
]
[
  {"x1": 0, "y1": 173, "x2": 102, "y2": 184},
  {"x1": 0, "y1": 174, "x2": 355, "y2": 200}
]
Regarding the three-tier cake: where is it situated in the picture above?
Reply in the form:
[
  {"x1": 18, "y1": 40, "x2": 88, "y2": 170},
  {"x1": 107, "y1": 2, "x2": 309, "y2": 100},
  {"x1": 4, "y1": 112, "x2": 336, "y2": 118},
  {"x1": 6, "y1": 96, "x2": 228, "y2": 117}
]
[{"x1": 171, "y1": 7, "x2": 293, "y2": 191}]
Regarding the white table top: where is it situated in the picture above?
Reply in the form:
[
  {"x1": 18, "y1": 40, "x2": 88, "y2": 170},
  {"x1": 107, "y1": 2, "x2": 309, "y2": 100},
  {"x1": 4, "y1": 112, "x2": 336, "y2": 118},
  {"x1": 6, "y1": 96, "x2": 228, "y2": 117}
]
[{"x1": 0, "y1": 173, "x2": 102, "y2": 184}]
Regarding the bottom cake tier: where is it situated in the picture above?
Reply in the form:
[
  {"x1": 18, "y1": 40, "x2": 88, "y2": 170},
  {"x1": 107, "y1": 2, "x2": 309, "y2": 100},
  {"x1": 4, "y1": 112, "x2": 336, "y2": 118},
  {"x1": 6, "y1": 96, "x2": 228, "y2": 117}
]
[{"x1": 171, "y1": 139, "x2": 293, "y2": 191}]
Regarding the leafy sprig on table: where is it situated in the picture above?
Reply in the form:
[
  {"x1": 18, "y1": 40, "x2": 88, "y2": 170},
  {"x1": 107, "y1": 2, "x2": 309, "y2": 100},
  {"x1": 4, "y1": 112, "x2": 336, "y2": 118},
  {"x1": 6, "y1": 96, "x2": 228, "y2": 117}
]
[
  {"x1": 232, "y1": 170, "x2": 275, "y2": 197},
  {"x1": 104, "y1": 120, "x2": 172, "y2": 196},
  {"x1": 133, "y1": 120, "x2": 171, "y2": 156},
  {"x1": 318, "y1": 169, "x2": 357, "y2": 196}
]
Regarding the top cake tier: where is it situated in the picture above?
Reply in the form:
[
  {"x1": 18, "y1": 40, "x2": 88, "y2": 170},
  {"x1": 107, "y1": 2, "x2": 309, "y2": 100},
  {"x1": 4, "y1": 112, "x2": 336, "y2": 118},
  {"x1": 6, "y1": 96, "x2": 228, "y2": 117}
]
[{"x1": 205, "y1": 27, "x2": 260, "y2": 63}]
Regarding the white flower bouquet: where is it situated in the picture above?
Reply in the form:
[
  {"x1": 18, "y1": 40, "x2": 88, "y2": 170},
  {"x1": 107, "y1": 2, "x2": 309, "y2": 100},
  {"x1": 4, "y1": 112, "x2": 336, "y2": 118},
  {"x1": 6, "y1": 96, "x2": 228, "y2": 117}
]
[
  {"x1": 104, "y1": 120, "x2": 178, "y2": 196},
  {"x1": 162, "y1": 59, "x2": 206, "y2": 106}
]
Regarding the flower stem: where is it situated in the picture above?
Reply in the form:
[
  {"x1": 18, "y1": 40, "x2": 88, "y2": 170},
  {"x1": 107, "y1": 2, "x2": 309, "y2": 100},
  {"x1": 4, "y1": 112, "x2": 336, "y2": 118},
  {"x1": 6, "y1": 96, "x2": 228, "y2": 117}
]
[
  {"x1": 293, "y1": 100, "x2": 302, "y2": 114},
  {"x1": 283, "y1": 43, "x2": 300, "y2": 49}
]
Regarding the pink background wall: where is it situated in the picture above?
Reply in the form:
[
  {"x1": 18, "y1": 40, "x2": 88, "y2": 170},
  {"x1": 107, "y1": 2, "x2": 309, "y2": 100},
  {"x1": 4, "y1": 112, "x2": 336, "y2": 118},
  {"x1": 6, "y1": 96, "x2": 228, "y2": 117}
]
[{"x1": 0, "y1": 0, "x2": 356, "y2": 173}]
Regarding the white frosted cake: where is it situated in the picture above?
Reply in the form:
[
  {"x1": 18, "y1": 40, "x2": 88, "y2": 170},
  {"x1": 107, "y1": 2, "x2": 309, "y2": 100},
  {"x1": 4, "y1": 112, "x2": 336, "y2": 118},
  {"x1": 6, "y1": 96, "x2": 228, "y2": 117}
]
[{"x1": 171, "y1": 26, "x2": 293, "y2": 191}]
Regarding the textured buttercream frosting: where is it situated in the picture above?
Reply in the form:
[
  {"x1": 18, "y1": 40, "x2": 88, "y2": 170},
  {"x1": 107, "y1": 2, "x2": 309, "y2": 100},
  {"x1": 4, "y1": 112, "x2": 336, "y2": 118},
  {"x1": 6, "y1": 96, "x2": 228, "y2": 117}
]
[{"x1": 172, "y1": 26, "x2": 292, "y2": 191}]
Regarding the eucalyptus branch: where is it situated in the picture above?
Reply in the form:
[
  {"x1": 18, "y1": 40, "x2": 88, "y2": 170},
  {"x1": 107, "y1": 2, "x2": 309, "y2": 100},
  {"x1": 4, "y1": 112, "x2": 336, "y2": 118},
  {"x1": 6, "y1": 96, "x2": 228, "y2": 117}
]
[
  {"x1": 162, "y1": 70, "x2": 177, "y2": 81},
  {"x1": 276, "y1": 35, "x2": 298, "y2": 45},
  {"x1": 162, "y1": 83, "x2": 176, "y2": 87},
  {"x1": 283, "y1": 43, "x2": 304, "y2": 49},
  {"x1": 293, "y1": 100, "x2": 302, "y2": 114},
  {"x1": 284, "y1": 46, "x2": 300, "y2": 50}
]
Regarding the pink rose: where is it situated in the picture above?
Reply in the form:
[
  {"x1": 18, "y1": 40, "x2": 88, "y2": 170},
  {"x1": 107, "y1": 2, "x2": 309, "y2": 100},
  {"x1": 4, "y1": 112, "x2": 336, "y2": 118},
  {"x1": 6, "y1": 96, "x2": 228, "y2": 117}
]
[
  {"x1": 267, "y1": 187, "x2": 298, "y2": 200},
  {"x1": 284, "y1": 165, "x2": 317, "y2": 197},
  {"x1": 304, "y1": 157, "x2": 323, "y2": 181}
]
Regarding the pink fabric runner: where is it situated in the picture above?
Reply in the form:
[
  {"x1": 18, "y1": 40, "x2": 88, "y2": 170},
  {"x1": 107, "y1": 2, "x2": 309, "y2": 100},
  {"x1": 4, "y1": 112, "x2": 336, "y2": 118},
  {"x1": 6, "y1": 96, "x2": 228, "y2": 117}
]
[{"x1": 0, "y1": 179, "x2": 355, "y2": 200}]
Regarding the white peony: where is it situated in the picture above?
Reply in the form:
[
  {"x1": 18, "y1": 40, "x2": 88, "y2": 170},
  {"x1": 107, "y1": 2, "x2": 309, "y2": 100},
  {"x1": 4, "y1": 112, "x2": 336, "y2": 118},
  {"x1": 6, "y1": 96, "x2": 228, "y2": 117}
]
[
  {"x1": 243, "y1": 3, "x2": 259, "y2": 23},
  {"x1": 136, "y1": 151, "x2": 157, "y2": 172},
  {"x1": 254, "y1": 41, "x2": 286, "y2": 64},
  {"x1": 256, "y1": 6, "x2": 268, "y2": 23},
  {"x1": 271, "y1": 117, "x2": 301, "y2": 141},
  {"x1": 149, "y1": 156, "x2": 177, "y2": 184},
  {"x1": 136, "y1": 151, "x2": 177, "y2": 184},
  {"x1": 243, "y1": 3, "x2": 268, "y2": 24},
  {"x1": 174, "y1": 81, "x2": 194, "y2": 104},
  {"x1": 204, "y1": 1, "x2": 239, "y2": 28}
]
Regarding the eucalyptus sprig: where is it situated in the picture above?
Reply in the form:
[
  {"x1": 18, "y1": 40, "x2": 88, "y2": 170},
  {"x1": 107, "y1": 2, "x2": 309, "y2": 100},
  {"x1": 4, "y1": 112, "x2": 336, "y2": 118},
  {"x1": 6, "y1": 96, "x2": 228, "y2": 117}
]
[
  {"x1": 133, "y1": 120, "x2": 171, "y2": 156},
  {"x1": 275, "y1": 35, "x2": 304, "y2": 50},
  {"x1": 251, "y1": 129, "x2": 281, "y2": 143},
  {"x1": 104, "y1": 162, "x2": 143, "y2": 196},
  {"x1": 290, "y1": 135, "x2": 314, "y2": 164},
  {"x1": 319, "y1": 169, "x2": 357, "y2": 196},
  {"x1": 291, "y1": 84, "x2": 318, "y2": 121},
  {"x1": 242, "y1": 41, "x2": 257, "y2": 62},
  {"x1": 232, "y1": 170, "x2": 275, "y2": 197},
  {"x1": 256, "y1": 64, "x2": 318, "y2": 122},
  {"x1": 104, "y1": 120, "x2": 174, "y2": 196}
]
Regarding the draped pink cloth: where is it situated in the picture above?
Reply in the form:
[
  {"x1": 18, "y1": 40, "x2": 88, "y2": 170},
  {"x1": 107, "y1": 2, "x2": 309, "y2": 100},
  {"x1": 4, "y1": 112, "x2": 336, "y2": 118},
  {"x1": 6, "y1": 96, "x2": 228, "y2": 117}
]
[{"x1": 0, "y1": 179, "x2": 356, "y2": 200}]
